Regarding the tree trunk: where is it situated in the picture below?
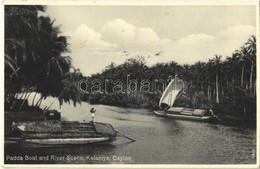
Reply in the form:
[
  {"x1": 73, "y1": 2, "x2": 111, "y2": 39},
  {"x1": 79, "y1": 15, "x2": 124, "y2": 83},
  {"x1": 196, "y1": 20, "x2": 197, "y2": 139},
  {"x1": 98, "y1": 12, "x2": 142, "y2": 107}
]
[
  {"x1": 38, "y1": 97, "x2": 44, "y2": 107},
  {"x1": 210, "y1": 85, "x2": 212, "y2": 100},
  {"x1": 32, "y1": 92, "x2": 38, "y2": 106},
  {"x1": 19, "y1": 92, "x2": 25, "y2": 99},
  {"x1": 35, "y1": 96, "x2": 43, "y2": 107},
  {"x1": 250, "y1": 63, "x2": 253, "y2": 91},
  {"x1": 241, "y1": 65, "x2": 244, "y2": 87},
  {"x1": 18, "y1": 92, "x2": 32, "y2": 112},
  {"x1": 216, "y1": 74, "x2": 219, "y2": 103},
  {"x1": 12, "y1": 92, "x2": 25, "y2": 109},
  {"x1": 243, "y1": 105, "x2": 247, "y2": 119},
  {"x1": 254, "y1": 82, "x2": 256, "y2": 94},
  {"x1": 207, "y1": 85, "x2": 211, "y2": 101},
  {"x1": 231, "y1": 75, "x2": 235, "y2": 92}
]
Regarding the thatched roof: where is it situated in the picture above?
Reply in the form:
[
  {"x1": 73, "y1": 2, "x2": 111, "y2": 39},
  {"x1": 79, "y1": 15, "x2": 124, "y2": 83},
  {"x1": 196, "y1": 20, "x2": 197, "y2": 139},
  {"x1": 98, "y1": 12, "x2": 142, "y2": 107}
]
[
  {"x1": 15, "y1": 121, "x2": 95, "y2": 133},
  {"x1": 13, "y1": 121, "x2": 117, "y2": 139}
]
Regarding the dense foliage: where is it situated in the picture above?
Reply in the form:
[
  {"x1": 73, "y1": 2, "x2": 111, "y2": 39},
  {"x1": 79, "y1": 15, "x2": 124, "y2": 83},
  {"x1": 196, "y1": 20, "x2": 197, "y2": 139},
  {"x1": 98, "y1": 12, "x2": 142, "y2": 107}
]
[
  {"x1": 5, "y1": 5, "x2": 83, "y2": 109},
  {"x1": 85, "y1": 36, "x2": 256, "y2": 120}
]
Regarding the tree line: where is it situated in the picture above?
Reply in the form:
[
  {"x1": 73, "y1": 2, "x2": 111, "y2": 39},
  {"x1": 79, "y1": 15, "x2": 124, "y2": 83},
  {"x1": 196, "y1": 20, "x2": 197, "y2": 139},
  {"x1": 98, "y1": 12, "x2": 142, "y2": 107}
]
[{"x1": 86, "y1": 35, "x2": 256, "y2": 120}]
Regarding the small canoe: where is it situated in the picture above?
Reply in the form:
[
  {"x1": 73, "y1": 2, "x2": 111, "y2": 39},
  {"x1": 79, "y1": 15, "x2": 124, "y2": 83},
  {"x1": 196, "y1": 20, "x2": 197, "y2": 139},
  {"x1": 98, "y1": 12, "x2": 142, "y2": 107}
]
[{"x1": 10, "y1": 120, "x2": 117, "y2": 145}]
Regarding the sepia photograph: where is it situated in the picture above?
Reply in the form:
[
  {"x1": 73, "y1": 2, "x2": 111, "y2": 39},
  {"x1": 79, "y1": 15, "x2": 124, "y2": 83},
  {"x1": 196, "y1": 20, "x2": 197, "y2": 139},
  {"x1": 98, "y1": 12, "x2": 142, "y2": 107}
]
[{"x1": 2, "y1": 1, "x2": 258, "y2": 166}]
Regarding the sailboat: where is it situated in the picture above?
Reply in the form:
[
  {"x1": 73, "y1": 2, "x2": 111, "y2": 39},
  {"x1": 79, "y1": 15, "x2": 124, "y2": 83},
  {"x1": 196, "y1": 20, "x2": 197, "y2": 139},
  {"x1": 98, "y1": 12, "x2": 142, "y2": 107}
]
[{"x1": 153, "y1": 76, "x2": 218, "y2": 122}]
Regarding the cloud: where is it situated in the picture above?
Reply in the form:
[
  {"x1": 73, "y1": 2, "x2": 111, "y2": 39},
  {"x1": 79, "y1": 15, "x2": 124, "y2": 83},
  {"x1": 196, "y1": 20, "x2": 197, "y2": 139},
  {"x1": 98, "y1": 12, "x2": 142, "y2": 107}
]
[
  {"x1": 146, "y1": 24, "x2": 256, "y2": 65},
  {"x1": 101, "y1": 19, "x2": 171, "y2": 53},
  {"x1": 217, "y1": 25, "x2": 255, "y2": 39},
  {"x1": 214, "y1": 25, "x2": 256, "y2": 55},
  {"x1": 65, "y1": 24, "x2": 119, "y2": 75},
  {"x1": 67, "y1": 24, "x2": 117, "y2": 52},
  {"x1": 67, "y1": 19, "x2": 174, "y2": 75},
  {"x1": 176, "y1": 34, "x2": 216, "y2": 44},
  {"x1": 66, "y1": 21, "x2": 255, "y2": 75},
  {"x1": 71, "y1": 50, "x2": 125, "y2": 76}
]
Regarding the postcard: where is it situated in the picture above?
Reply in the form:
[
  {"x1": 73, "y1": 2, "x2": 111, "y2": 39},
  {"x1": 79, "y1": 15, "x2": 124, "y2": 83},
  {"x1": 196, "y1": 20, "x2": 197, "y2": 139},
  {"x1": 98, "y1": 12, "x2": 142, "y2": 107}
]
[{"x1": 1, "y1": 0, "x2": 259, "y2": 168}]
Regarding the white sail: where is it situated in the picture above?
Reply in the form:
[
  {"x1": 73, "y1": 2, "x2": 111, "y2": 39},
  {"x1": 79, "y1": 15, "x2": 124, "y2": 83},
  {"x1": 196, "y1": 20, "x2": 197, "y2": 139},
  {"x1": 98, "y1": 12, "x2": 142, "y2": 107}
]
[{"x1": 159, "y1": 77, "x2": 184, "y2": 107}]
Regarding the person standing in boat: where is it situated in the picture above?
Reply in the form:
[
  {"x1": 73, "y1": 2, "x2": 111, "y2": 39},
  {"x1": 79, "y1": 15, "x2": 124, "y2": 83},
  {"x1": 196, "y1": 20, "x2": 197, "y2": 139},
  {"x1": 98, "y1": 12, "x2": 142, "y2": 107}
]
[
  {"x1": 90, "y1": 108, "x2": 96, "y2": 123},
  {"x1": 209, "y1": 109, "x2": 214, "y2": 116}
]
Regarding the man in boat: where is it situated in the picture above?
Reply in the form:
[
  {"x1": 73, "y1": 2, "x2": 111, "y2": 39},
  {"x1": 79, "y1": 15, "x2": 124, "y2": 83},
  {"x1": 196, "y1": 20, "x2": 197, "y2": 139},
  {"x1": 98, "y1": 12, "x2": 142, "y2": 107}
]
[
  {"x1": 90, "y1": 108, "x2": 96, "y2": 123},
  {"x1": 209, "y1": 109, "x2": 214, "y2": 116},
  {"x1": 161, "y1": 103, "x2": 170, "y2": 112}
]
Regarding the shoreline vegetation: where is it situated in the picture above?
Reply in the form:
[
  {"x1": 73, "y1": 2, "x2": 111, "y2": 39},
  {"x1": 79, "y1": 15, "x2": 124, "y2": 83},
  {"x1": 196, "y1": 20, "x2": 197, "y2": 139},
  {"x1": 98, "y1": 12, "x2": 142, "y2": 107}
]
[
  {"x1": 84, "y1": 35, "x2": 256, "y2": 124},
  {"x1": 5, "y1": 6, "x2": 256, "y2": 129}
]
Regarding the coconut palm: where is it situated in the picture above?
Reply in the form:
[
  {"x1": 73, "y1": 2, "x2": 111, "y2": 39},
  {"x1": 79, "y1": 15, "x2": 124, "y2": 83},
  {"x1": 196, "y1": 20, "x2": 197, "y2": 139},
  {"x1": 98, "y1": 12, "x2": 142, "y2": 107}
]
[
  {"x1": 235, "y1": 46, "x2": 248, "y2": 87},
  {"x1": 60, "y1": 68, "x2": 83, "y2": 106},
  {"x1": 46, "y1": 68, "x2": 83, "y2": 109},
  {"x1": 189, "y1": 61, "x2": 206, "y2": 91},
  {"x1": 225, "y1": 53, "x2": 240, "y2": 88},
  {"x1": 182, "y1": 64, "x2": 191, "y2": 82},
  {"x1": 205, "y1": 61, "x2": 214, "y2": 101},
  {"x1": 5, "y1": 6, "x2": 83, "y2": 110},
  {"x1": 245, "y1": 35, "x2": 256, "y2": 91},
  {"x1": 4, "y1": 5, "x2": 44, "y2": 103},
  {"x1": 209, "y1": 55, "x2": 222, "y2": 103}
]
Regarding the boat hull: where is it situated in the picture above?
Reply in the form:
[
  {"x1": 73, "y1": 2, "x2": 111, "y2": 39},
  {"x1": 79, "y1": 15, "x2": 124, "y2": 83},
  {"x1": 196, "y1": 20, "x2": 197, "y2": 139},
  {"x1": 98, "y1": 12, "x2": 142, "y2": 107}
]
[
  {"x1": 5, "y1": 137, "x2": 116, "y2": 147},
  {"x1": 21, "y1": 137, "x2": 115, "y2": 145},
  {"x1": 8, "y1": 121, "x2": 117, "y2": 146},
  {"x1": 153, "y1": 110, "x2": 216, "y2": 122}
]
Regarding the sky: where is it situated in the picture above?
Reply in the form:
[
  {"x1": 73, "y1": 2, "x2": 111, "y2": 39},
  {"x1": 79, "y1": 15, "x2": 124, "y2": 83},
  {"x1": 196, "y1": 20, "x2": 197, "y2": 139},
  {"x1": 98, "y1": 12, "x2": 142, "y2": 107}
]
[{"x1": 46, "y1": 5, "x2": 256, "y2": 76}]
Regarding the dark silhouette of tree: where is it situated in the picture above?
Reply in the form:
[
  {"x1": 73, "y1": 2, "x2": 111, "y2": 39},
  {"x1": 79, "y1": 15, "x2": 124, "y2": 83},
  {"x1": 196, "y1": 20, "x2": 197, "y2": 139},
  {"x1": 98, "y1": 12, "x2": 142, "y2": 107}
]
[{"x1": 5, "y1": 5, "x2": 82, "y2": 109}]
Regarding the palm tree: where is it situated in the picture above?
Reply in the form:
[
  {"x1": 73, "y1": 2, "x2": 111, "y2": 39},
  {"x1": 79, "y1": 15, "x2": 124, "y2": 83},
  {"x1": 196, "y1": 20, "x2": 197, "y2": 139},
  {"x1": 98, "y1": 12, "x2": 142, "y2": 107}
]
[
  {"x1": 245, "y1": 35, "x2": 256, "y2": 91},
  {"x1": 182, "y1": 64, "x2": 190, "y2": 82},
  {"x1": 205, "y1": 61, "x2": 214, "y2": 101},
  {"x1": 225, "y1": 53, "x2": 239, "y2": 89},
  {"x1": 235, "y1": 46, "x2": 248, "y2": 87},
  {"x1": 32, "y1": 15, "x2": 72, "y2": 105},
  {"x1": 46, "y1": 68, "x2": 83, "y2": 109},
  {"x1": 210, "y1": 55, "x2": 222, "y2": 103},
  {"x1": 5, "y1": 6, "x2": 82, "y2": 110},
  {"x1": 5, "y1": 6, "x2": 37, "y2": 87},
  {"x1": 5, "y1": 5, "x2": 45, "y2": 105},
  {"x1": 189, "y1": 61, "x2": 206, "y2": 91}
]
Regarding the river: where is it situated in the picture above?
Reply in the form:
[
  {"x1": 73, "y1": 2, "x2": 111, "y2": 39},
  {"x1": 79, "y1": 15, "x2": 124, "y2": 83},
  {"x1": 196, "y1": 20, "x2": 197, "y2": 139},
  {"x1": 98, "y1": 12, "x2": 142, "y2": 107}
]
[{"x1": 5, "y1": 94, "x2": 256, "y2": 164}]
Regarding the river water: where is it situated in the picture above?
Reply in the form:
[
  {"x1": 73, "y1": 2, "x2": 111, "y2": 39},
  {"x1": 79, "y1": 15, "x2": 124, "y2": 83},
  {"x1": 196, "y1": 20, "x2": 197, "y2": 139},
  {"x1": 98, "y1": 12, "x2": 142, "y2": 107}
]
[{"x1": 5, "y1": 94, "x2": 256, "y2": 164}]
